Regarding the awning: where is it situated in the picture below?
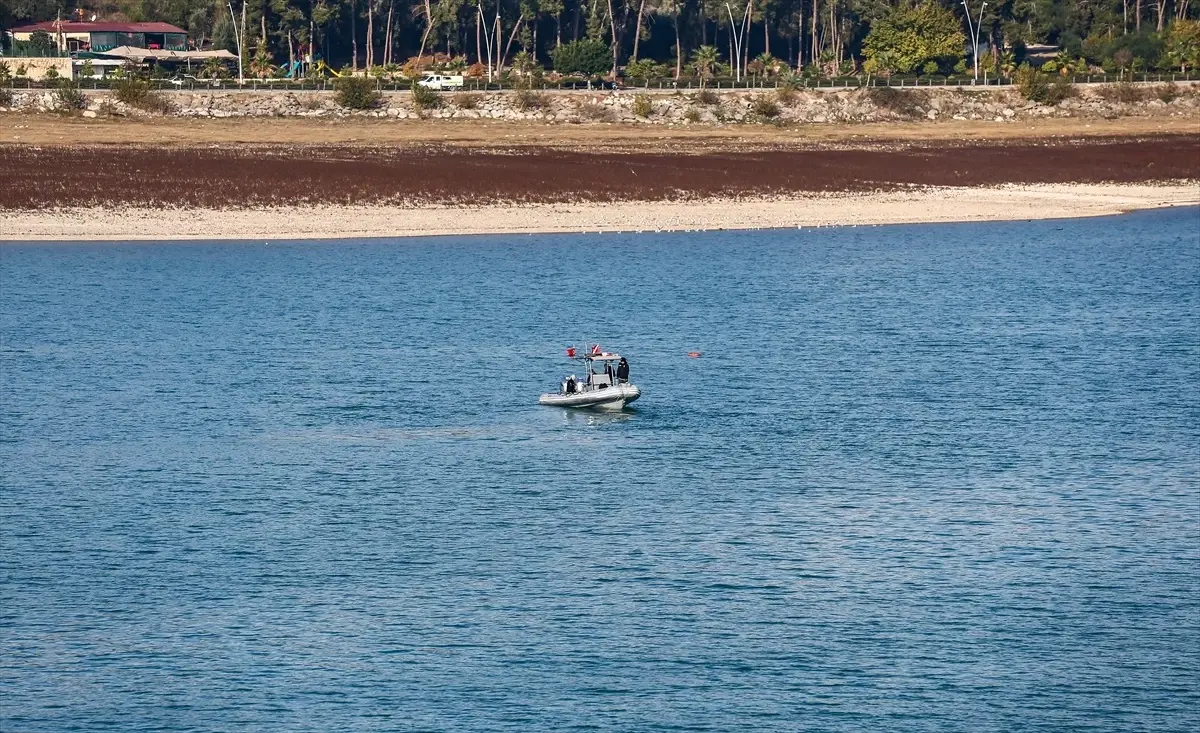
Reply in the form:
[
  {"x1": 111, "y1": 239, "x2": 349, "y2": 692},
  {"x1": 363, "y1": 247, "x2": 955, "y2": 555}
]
[{"x1": 97, "y1": 46, "x2": 237, "y2": 61}]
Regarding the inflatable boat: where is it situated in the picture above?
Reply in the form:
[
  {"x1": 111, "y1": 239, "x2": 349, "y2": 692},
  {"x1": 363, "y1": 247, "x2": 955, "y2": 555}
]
[{"x1": 539, "y1": 346, "x2": 640, "y2": 411}]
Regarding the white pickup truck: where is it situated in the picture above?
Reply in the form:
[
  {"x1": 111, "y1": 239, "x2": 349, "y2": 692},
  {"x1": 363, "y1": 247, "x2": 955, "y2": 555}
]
[{"x1": 416, "y1": 74, "x2": 465, "y2": 90}]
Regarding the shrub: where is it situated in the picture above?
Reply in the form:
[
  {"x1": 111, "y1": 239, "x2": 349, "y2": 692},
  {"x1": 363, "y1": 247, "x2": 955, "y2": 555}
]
[
  {"x1": 632, "y1": 93, "x2": 653, "y2": 118},
  {"x1": 1047, "y1": 76, "x2": 1076, "y2": 104},
  {"x1": 1097, "y1": 80, "x2": 1147, "y2": 103},
  {"x1": 693, "y1": 88, "x2": 719, "y2": 106},
  {"x1": 0, "y1": 61, "x2": 10, "y2": 83},
  {"x1": 683, "y1": 106, "x2": 701, "y2": 123},
  {"x1": 867, "y1": 86, "x2": 927, "y2": 118},
  {"x1": 54, "y1": 79, "x2": 86, "y2": 111},
  {"x1": 97, "y1": 97, "x2": 121, "y2": 116},
  {"x1": 577, "y1": 101, "x2": 614, "y2": 121},
  {"x1": 775, "y1": 86, "x2": 797, "y2": 106},
  {"x1": 335, "y1": 76, "x2": 382, "y2": 109},
  {"x1": 1015, "y1": 66, "x2": 1048, "y2": 102},
  {"x1": 112, "y1": 77, "x2": 174, "y2": 114},
  {"x1": 409, "y1": 80, "x2": 442, "y2": 111},
  {"x1": 1015, "y1": 66, "x2": 1076, "y2": 105},
  {"x1": 43, "y1": 66, "x2": 59, "y2": 80},
  {"x1": 453, "y1": 92, "x2": 482, "y2": 109},
  {"x1": 512, "y1": 87, "x2": 548, "y2": 111},
  {"x1": 1155, "y1": 82, "x2": 1180, "y2": 103},
  {"x1": 113, "y1": 77, "x2": 151, "y2": 106},
  {"x1": 750, "y1": 95, "x2": 781, "y2": 120},
  {"x1": 0, "y1": 87, "x2": 12, "y2": 108},
  {"x1": 551, "y1": 39, "x2": 611, "y2": 76},
  {"x1": 139, "y1": 93, "x2": 175, "y2": 115}
]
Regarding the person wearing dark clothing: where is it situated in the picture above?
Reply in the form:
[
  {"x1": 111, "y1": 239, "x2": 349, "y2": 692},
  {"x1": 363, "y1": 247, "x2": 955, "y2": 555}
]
[
  {"x1": 566, "y1": 375, "x2": 577, "y2": 394},
  {"x1": 616, "y1": 357, "x2": 630, "y2": 383}
]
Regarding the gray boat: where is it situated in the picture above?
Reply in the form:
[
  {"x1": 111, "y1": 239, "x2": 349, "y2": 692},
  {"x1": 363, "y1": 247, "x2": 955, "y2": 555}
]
[{"x1": 539, "y1": 346, "x2": 640, "y2": 411}]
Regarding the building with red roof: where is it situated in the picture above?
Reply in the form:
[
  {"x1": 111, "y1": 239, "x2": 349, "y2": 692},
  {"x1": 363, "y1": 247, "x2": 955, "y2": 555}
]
[{"x1": 7, "y1": 20, "x2": 189, "y2": 54}]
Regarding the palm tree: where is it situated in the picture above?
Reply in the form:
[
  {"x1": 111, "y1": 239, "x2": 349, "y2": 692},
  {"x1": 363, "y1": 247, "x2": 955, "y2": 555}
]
[
  {"x1": 755, "y1": 52, "x2": 783, "y2": 77},
  {"x1": 199, "y1": 57, "x2": 226, "y2": 80},
  {"x1": 249, "y1": 46, "x2": 276, "y2": 79},
  {"x1": 692, "y1": 45, "x2": 720, "y2": 87}
]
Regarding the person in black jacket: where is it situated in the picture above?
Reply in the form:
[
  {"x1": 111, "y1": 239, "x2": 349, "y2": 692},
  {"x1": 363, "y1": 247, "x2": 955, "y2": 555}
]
[{"x1": 616, "y1": 357, "x2": 630, "y2": 383}]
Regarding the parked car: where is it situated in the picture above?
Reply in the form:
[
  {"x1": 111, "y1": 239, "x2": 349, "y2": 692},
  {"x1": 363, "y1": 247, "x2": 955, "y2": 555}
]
[
  {"x1": 417, "y1": 74, "x2": 464, "y2": 90},
  {"x1": 168, "y1": 75, "x2": 222, "y2": 87}
]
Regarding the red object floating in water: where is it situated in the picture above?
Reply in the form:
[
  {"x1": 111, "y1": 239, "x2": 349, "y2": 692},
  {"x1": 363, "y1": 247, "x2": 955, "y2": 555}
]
[{"x1": 687, "y1": 352, "x2": 702, "y2": 358}]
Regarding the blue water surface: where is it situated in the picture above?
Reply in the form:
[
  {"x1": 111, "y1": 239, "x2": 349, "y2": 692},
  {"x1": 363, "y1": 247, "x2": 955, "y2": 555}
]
[{"x1": 2, "y1": 208, "x2": 1199, "y2": 732}]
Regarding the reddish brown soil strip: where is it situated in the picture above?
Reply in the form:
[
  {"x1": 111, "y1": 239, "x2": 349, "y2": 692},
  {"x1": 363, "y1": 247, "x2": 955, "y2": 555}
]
[{"x1": 2, "y1": 135, "x2": 1196, "y2": 209}]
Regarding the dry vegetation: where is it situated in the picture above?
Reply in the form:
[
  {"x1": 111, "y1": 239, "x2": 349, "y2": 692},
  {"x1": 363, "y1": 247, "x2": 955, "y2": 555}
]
[{"x1": 2, "y1": 135, "x2": 1195, "y2": 210}]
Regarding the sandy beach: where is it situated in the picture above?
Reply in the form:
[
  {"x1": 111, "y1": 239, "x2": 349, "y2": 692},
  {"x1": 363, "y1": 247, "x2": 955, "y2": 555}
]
[{"x1": 3, "y1": 184, "x2": 1195, "y2": 241}]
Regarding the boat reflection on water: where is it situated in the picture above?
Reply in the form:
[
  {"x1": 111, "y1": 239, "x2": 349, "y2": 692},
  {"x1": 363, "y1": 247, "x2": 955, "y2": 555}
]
[{"x1": 559, "y1": 408, "x2": 637, "y2": 427}]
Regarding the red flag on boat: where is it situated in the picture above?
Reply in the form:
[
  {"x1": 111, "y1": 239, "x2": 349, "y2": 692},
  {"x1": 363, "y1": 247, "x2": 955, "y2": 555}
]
[
  {"x1": 591, "y1": 344, "x2": 602, "y2": 355},
  {"x1": 565, "y1": 347, "x2": 576, "y2": 358}
]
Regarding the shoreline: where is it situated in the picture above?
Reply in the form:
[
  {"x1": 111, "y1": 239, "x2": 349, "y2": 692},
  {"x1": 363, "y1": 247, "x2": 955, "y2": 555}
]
[{"x1": 3, "y1": 184, "x2": 1196, "y2": 242}]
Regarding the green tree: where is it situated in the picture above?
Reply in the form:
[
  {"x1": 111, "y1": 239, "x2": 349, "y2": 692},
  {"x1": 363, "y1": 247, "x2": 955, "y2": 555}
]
[
  {"x1": 550, "y1": 38, "x2": 611, "y2": 75},
  {"x1": 863, "y1": 1, "x2": 966, "y2": 75},
  {"x1": 29, "y1": 29, "x2": 54, "y2": 55},
  {"x1": 1165, "y1": 19, "x2": 1200, "y2": 72}
]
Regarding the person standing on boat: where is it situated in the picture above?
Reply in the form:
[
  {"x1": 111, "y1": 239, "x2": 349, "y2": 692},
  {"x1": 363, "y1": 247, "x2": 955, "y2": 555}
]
[
  {"x1": 616, "y1": 357, "x2": 630, "y2": 383},
  {"x1": 566, "y1": 375, "x2": 577, "y2": 394}
]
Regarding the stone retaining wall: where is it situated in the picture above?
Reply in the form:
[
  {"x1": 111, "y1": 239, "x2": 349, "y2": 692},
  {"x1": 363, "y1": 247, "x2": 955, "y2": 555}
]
[
  {"x1": 4, "y1": 84, "x2": 1198, "y2": 125},
  {"x1": 2, "y1": 58, "x2": 74, "y2": 82}
]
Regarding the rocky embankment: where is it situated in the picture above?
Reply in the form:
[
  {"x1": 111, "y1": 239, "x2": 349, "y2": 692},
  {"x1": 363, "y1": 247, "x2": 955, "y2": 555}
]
[{"x1": 4, "y1": 83, "x2": 1199, "y2": 124}]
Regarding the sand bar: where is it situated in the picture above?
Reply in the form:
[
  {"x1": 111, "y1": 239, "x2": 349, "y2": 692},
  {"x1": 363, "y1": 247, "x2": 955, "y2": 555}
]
[{"x1": 3, "y1": 184, "x2": 1196, "y2": 241}]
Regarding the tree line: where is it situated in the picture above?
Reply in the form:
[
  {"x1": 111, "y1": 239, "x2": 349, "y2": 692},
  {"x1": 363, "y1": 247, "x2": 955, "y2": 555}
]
[{"x1": 3, "y1": 1, "x2": 1199, "y2": 77}]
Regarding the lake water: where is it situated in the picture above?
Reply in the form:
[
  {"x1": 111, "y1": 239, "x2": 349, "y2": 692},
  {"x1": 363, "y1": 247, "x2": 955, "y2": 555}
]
[{"x1": 2, "y1": 208, "x2": 1198, "y2": 732}]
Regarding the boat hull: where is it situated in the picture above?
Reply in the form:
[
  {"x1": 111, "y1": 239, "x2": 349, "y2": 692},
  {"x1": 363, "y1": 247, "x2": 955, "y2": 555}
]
[{"x1": 539, "y1": 384, "x2": 640, "y2": 410}]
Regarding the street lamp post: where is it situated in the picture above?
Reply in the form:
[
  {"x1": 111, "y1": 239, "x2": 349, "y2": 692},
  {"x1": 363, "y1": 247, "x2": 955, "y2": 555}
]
[
  {"x1": 478, "y1": 5, "x2": 494, "y2": 83},
  {"x1": 227, "y1": 2, "x2": 244, "y2": 84},
  {"x1": 962, "y1": 0, "x2": 987, "y2": 81}
]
